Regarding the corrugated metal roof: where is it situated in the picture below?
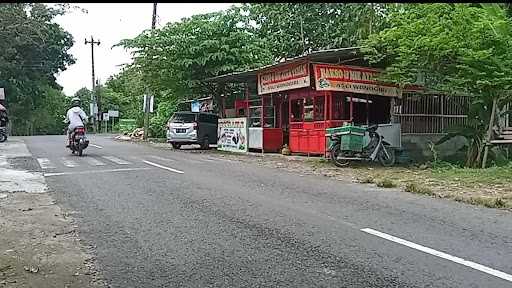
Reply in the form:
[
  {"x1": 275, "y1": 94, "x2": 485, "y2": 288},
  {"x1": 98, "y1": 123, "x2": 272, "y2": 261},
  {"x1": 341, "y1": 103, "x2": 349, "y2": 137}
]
[{"x1": 206, "y1": 47, "x2": 364, "y2": 83}]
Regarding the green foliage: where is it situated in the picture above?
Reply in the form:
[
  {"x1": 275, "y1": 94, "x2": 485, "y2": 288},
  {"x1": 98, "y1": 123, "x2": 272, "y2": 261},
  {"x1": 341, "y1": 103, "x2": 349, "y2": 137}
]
[
  {"x1": 0, "y1": 3, "x2": 75, "y2": 135},
  {"x1": 118, "y1": 6, "x2": 273, "y2": 101},
  {"x1": 149, "y1": 98, "x2": 178, "y2": 138},
  {"x1": 363, "y1": 3, "x2": 512, "y2": 167},
  {"x1": 246, "y1": 3, "x2": 389, "y2": 60}
]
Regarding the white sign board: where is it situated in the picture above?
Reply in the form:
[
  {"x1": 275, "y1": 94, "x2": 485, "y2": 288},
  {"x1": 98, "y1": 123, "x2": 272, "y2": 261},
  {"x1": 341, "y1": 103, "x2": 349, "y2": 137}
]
[
  {"x1": 313, "y1": 63, "x2": 402, "y2": 98},
  {"x1": 108, "y1": 110, "x2": 119, "y2": 117},
  {"x1": 0, "y1": 88, "x2": 5, "y2": 100},
  {"x1": 103, "y1": 113, "x2": 109, "y2": 121},
  {"x1": 90, "y1": 103, "x2": 98, "y2": 115},
  {"x1": 143, "y1": 95, "x2": 154, "y2": 113},
  {"x1": 217, "y1": 117, "x2": 248, "y2": 153}
]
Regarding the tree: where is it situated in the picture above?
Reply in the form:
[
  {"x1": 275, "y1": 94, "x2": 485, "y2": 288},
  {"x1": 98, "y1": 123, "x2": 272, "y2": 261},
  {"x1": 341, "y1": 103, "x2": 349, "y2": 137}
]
[
  {"x1": 115, "y1": 6, "x2": 274, "y2": 137},
  {"x1": 362, "y1": 3, "x2": 512, "y2": 167},
  {"x1": 0, "y1": 3, "x2": 75, "y2": 135},
  {"x1": 245, "y1": 3, "x2": 389, "y2": 61}
]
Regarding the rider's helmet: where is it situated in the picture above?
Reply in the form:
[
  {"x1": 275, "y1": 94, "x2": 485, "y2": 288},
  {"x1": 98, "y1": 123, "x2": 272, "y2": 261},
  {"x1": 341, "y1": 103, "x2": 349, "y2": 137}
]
[{"x1": 71, "y1": 97, "x2": 81, "y2": 107}]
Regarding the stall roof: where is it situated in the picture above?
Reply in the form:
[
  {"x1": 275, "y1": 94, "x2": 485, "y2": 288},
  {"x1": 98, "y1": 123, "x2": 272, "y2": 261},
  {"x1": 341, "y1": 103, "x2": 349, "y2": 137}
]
[{"x1": 207, "y1": 47, "x2": 364, "y2": 83}]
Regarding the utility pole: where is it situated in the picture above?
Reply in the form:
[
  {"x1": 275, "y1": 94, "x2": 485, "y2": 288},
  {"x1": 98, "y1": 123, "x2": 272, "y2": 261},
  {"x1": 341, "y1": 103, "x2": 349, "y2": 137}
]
[
  {"x1": 85, "y1": 36, "x2": 100, "y2": 133},
  {"x1": 143, "y1": 3, "x2": 157, "y2": 140}
]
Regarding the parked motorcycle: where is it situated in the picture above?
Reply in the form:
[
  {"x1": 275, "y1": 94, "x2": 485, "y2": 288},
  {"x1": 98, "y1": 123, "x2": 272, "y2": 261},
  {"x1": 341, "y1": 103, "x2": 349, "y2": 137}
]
[
  {"x1": 0, "y1": 127, "x2": 7, "y2": 143},
  {"x1": 68, "y1": 126, "x2": 89, "y2": 156},
  {"x1": 329, "y1": 124, "x2": 395, "y2": 167}
]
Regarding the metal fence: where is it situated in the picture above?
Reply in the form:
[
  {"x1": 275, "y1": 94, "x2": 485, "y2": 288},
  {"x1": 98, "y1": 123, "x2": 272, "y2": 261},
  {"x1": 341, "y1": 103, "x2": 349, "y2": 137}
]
[{"x1": 393, "y1": 92, "x2": 471, "y2": 134}]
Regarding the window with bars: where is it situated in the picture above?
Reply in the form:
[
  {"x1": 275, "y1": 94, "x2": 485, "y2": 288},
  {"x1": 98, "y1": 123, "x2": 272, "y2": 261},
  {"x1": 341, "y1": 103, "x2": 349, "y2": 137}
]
[{"x1": 393, "y1": 92, "x2": 471, "y2": 134}]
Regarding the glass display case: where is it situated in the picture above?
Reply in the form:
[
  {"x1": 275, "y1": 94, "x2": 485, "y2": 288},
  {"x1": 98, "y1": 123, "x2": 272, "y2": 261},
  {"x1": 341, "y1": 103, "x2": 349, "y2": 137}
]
[{"x1": 248, "y1": 97, "x2": 275, "y2": 128}]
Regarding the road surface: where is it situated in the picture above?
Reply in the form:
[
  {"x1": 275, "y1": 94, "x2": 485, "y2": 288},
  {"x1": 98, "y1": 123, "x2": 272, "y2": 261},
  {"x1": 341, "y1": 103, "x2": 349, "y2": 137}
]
[{"x1": 18, "y1": 135, "x2": 512, "y2": 287}]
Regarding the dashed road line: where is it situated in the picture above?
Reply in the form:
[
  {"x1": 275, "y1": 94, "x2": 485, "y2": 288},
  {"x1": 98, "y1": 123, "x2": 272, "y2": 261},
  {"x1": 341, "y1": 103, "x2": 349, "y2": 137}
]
[
  {"x1": 37, "y1": 158, "x2": 56, "y2": 169},
  {"x1": 89, "y1": 144, "x2": 103, "y2": 149},
  {"x1": 44, "y1": 167, "x2": 151, "y2": 177},
  {"x1": 361, "y1": 228, "x2": 512, "y2": 283},
  {"x1": 148, "y1": 155, "x2": 175, "y2": 162},
  {"x1": 143, "y1": 160, "x2": 184, "y2": 174},
  {"x1": 102, "y1": 156, "x2": 131, "y2": 165}
]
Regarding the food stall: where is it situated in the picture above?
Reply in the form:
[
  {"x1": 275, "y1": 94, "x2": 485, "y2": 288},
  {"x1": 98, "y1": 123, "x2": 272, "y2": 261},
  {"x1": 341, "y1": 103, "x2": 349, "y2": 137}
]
[{"x1": 208, "y1": 48, "x2": 406, "y2": 155}]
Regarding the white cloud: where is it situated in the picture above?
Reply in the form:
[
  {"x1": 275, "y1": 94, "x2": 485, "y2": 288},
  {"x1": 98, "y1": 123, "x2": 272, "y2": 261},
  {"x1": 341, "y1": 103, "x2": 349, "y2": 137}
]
[{"x1": 52, "y1": 3, "x2": 234, "y2": 96}]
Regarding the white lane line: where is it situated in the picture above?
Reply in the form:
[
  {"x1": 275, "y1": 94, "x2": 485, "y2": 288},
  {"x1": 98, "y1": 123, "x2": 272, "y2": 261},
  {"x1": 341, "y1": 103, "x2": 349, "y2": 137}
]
[
  {"x1": 61, "y1": 158, "x2": 78, "y2": 168},
  {"x1": 44, "y1": 167, "x2": 151, "y2": 177},
  {"x1": 148, "y1": 155, "x2": 175, "y2": 162},
  {"x1": 143, "y1": 160, "x2": 184, "y2": 174},
  {"x1": 37, "y1": 158, "x2": 56, "y2": 169},
  {"x1": 361, "y1": 228, "x2": 512, "y2": 283},
  {"x1": 102, "y1": 156, "x2": 131, "y2": 165},
  {"x1": 84, "y1": 157, "x2": 106, "y2": 166},
  {"x1": 89, "y1": 144, "x2": 103, "y2": 149}
]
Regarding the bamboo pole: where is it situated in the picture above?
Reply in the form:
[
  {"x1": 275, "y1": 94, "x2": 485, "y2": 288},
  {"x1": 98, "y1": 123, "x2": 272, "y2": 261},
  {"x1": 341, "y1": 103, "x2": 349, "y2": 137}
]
[{"x1": 482, "y1": 98, "x2": 498, "y2": 168}]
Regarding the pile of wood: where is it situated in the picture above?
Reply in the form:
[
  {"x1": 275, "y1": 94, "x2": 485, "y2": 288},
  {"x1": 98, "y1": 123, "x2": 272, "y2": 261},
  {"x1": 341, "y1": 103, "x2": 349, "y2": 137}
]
[{"x1": 130, "y1": 128, "x2": 144, "y2": 139}]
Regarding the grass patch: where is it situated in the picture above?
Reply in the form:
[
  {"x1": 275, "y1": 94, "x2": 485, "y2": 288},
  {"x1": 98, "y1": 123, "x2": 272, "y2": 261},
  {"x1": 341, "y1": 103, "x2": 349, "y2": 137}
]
[
  {"x1": 376, "y1": 179, "x2": 397, "y2": 188},
  {"x1": 468, "y1": 197, "x2": 508, "y2": 209},
  {"x1": 359, "y1": 176, "x2": 375, "y2": 184},
  {"x1": 404, "y1": 182, "x2": 434, "y2": 196},
  {"x1": 430, "y1": 164, "x2": 512, "y2": 186}
]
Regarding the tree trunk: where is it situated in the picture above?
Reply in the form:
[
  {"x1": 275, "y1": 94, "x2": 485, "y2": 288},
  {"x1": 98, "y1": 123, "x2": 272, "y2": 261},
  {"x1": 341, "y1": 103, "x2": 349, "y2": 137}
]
[{"x1": 482, "y1": 98, "x2": 498, "y2": 168}]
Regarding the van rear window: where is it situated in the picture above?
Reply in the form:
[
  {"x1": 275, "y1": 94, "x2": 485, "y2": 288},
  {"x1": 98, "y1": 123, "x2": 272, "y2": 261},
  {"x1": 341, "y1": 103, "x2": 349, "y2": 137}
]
[{"x1": 170, "y1": 113, "x2": 196, "y2": 123}]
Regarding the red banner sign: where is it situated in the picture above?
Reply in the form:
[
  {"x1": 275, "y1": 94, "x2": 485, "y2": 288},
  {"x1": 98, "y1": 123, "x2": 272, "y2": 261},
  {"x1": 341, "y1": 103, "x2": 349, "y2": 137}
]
[
  {"x1": 313, "y1": 64, "x2": 402, "y2": 98},
  {"x1": 258, "y1": 62, "x2": 310, "y2": 95}
]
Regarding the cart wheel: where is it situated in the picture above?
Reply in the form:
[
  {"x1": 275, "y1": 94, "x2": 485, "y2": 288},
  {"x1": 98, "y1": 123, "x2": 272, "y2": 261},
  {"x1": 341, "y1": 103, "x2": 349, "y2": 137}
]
[
  {"x1": 378, "y1": 146, "x2": 395, "y2": 167},
  {"x1": 330, "y1": 144, "x2": 350, "y2": 167}
]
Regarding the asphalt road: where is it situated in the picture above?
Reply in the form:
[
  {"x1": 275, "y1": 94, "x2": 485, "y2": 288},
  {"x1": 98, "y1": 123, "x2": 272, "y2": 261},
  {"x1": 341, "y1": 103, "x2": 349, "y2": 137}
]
[{"x1": 21, "y1": 135, "x2": 512, "y2": 288}]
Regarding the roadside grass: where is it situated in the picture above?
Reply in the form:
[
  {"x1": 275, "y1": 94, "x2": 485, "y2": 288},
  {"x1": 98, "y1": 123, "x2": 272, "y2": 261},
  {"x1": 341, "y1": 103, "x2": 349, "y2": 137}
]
[
  {"x1": 354, "y1": 164, "x2": 512, "y2": 210},
  {"x1": 375, "y1": 179, "x2": 397, "y2": 188}
]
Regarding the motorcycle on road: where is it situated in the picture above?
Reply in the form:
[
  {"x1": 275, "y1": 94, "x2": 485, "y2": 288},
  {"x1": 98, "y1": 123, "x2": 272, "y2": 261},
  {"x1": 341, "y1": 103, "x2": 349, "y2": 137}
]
[{"x1": 68, "y1": 126, "x2": 89, "y2": 156}]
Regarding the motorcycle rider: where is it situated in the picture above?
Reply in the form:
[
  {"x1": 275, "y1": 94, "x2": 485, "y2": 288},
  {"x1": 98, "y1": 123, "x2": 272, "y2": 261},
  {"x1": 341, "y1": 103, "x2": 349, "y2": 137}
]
[{"x1": 65, "y1": 97, "x2": 88, "y2": 147}]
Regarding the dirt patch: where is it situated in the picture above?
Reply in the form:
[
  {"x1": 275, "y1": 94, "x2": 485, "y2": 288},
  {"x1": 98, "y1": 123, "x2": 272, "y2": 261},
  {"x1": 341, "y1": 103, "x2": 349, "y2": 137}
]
[{"x1": 0, "y1": 192, "x2": 106, "y2": 288}]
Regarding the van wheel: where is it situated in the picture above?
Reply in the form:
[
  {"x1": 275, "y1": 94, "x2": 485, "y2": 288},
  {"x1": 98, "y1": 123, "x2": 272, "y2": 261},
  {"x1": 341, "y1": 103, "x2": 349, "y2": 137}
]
[
  {"x1": 201, "y1": 137, "x2": 210, "y2": 150},
  {"x1": 171, "y1": 143, "x2": 181, "y2": 149}
]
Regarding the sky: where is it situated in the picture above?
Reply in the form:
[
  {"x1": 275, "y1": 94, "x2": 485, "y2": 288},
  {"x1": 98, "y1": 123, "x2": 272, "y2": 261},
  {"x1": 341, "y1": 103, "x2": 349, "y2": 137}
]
[{"x1": 52, "y1": 3, "x2": 234, "y2": 96}]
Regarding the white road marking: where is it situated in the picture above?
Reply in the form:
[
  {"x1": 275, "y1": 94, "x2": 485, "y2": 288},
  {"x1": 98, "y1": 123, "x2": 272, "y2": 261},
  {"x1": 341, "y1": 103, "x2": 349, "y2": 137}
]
[
  {"x1": 37, "y1": 158, "x2": 56, "y2": 169},
  {"x1": 102, "y1": 156, "x2": 131, "y2": 165},
  {"x1": 84, "y1": 157, "x2": 106, "y2": 166},
  {"x1": 361, "y1": 228, "x2": 512, "y2": 283},
  {"x1": 44, "y1": 167, "x2": 151, "y2": 177},
  {"x1": 61, "y1": 158, "x2": 78, "y2": 168},
  {"x1": 143, "y1": 160, "x2": 184, "y2": 174},
  {"x1": 89, "y1": 144, "x2": 103, "y2": 149},
  {"x1": 148, "y1": 155, "x2": 175, "y2": 162}
]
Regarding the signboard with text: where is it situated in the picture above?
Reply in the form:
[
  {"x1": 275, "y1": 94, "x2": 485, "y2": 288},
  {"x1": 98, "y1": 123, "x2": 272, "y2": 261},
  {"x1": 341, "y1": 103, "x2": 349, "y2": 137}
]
[
  {"x1": 258, "y1": 62, "x2": 310, "y2": 95},
  {"x1": 313, "y1": 64, "x2": 402, "y2": 98},
  {"x1": 217, "y1": 117, "x2": 248, "y2": 153},
  {"x1": 108, "y1": 110, "x2": 119, "y2": 117}
]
